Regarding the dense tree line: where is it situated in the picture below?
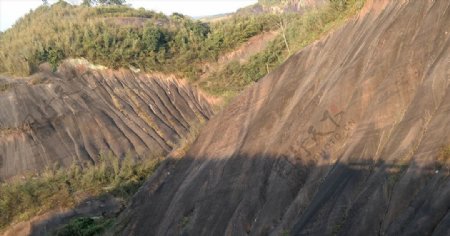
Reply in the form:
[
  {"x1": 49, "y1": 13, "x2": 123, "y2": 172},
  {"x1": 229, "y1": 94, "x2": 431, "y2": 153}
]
[{"x1": 0, "y1": 1, "x2": 276, "y2": 78}]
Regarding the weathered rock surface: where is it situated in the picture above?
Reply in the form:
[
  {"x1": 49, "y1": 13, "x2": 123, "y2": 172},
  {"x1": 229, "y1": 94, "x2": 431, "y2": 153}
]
[
  {"x1": 0, "y1": 60, "x2": 213, "y2": 180},
  {"x1": 118, "y1": 0, "x2": 450, "y2": 235}
]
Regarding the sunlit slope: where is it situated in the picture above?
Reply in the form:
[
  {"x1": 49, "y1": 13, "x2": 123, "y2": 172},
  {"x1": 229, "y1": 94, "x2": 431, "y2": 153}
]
[
  {"x1": 118, "y1": 0, "x2": 450, "y2": 235},
  {"x1": 0, "y1": 60, "x2": 213, "y2": 179}
]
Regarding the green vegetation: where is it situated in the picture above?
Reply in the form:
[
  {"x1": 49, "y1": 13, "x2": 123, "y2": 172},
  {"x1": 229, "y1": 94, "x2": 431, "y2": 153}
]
[
  {"x1": 0, "y1": 83, "x2": 12, "y2": 92},
  {"x1": 52, "y1": 217, "x2": 114, "y2": 236},
  {"x1": 0, "y1": 0, "x2": 365, "y2": 102},
  {"x1": 0, "y1": 153, "x2": 161, "y2": 231},
  {"x1": 439, "y1": 145, "x2": 450, "y2": 160},
  {"x1": 180, "y1": 216, "x2": 190, "y2": 229},
  {"x1": 331, "y1": 208, "x2": 349, "y2": 235},
  {"x1": 0, "y1": 1, "x2": 276, "y2": 78},
  {"x1": 200, "y1": 0, "x2": 365, "y2": 99},
  {"x1": 436, "y1": 144, "x2": 450, "y2": 170}
]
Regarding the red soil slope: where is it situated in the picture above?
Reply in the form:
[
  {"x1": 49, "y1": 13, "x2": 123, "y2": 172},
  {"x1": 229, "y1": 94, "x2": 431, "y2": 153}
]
[{"x1": 119, "y1": 0, "x2": 449, "y2": 235}]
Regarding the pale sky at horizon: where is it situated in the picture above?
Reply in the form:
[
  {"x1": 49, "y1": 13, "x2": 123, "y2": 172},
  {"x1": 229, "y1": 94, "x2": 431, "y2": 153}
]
[{"x1": 0, "y1": 0, "x2": 257, "y2": 31}]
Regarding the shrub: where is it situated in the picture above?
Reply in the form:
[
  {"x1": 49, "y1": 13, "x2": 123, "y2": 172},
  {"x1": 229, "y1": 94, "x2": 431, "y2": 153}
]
[{"x1": 52, "y1": 217, "x2": 113, "y2": 236}]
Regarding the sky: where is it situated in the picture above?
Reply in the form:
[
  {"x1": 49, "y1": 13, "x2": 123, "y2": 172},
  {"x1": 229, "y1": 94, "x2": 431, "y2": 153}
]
[{"x1": 0, "y1": 0, "x2": 257, "y2": 31}]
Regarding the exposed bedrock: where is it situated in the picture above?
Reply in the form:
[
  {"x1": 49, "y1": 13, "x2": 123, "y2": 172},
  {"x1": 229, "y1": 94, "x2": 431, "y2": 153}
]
[
  {"x1": 0, "y1": 60, "x2": 213, "y2": 180},
  {"x1": 118, "y1": 0, "x2": 450, "y2": 235}
]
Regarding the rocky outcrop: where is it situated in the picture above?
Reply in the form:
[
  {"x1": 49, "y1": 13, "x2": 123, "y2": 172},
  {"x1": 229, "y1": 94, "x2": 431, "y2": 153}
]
[
  {"x1": 0, "y1": 60, "x2": 213, "y2": 180},
  {"x1": 118, "y1": 0, "x2": 450, "y2": 235}
]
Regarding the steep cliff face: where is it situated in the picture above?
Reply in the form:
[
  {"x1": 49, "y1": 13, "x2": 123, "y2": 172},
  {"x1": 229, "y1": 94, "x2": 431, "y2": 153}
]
[
  {"x1": 119, "y1": 0, "x2": 450, "y2": 235},
  {"x1": 0, "y1": 60, "x2": 213, "y2": 180}
]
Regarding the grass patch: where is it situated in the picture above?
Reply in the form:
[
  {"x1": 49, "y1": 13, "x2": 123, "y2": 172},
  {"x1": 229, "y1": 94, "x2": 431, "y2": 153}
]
[
  {"x1": 332, "y1": 211, "x2": 348, "y2": 235},
  {"x1": 169, "y1": 121, "x2": 204, "y2": 159},
  {"x1": 0, "y1": 83, "x2": 11, "y2": 92},
  {"x1": 0, "y1": 153, "x2": 161, "y2": 231},
  {"x1": 180, "y1": 216, "x2": 190, "y2": 229},
  {"x1": 52, "y1": 217, "x2": 113, "y2": 236},
  {"x1": 438, "y1": 145, "x2": 450, "y2": 161},
  {"x1": 436, "y1": 144, "x2": 450, "y2": 171}
]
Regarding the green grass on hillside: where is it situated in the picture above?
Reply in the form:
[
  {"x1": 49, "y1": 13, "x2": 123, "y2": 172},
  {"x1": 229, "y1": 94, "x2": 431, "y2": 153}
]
[
  {"x1": 437, "y1": 145, "x2": 450, "y2": 171},
  {"x1": 52, "y1": 217, "x2": 114, "y2": 236},
  {"x1": 200, "y1": 0, "x2": 365, "y2": 100},
  {"x1": 0, "y1": 153, "x2": 161, "y2": 231}
]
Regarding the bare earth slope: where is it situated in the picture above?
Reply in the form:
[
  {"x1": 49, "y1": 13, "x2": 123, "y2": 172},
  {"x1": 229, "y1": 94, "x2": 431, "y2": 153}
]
[
  {"x1": 0, "y1": 60, "x2": 213, "y2": 180},
  {"x1": 119, "y1": 0, "x2": 450, "y2": 235}
]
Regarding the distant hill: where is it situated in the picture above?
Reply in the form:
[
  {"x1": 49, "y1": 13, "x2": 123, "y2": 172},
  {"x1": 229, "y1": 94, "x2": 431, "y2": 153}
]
[
  {"x1": 237, "y1": 0, "x2": 327, "y2": 15},
  {"x1": 197, "y1": 13, "x2": 233, "y2": 22}
]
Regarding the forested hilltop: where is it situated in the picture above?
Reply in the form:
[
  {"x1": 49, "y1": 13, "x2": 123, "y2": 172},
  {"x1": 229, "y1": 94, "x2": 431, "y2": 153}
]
[
  {"x1": 0, "y1": 0, "x2": 276, "y2": 77},
  {"x1": 0, "y1": 0, "x2": 364, "y2": 99}
]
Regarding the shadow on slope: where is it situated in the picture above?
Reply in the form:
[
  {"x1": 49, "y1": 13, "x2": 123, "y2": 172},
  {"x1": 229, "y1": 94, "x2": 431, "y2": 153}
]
[{"x1": 115, "y1": 154, "x2": 449, "y2": 236}]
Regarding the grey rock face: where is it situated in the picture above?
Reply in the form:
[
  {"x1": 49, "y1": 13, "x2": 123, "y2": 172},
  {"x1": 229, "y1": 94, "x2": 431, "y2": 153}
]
[
  {"x1": 118, "y1": 0, "x2": 450, "y2": 235},
  {"x1": 0, "y1": 60, "x2": 213, "y2": 180}
]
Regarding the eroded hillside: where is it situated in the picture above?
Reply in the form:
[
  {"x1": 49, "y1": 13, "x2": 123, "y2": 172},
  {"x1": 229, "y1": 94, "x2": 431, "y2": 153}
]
[
  {"x1": 118, "y1": 0, "x2": 450, "y2": 235},
  {"x1": 0, "y1": 60, "x2": 212, "y2": 180}
]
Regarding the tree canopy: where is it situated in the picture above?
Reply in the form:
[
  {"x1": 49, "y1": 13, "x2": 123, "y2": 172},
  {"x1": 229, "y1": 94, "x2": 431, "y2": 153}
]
[{"x1": 0, "y1": 3, "x2": 276, "y2": 78}]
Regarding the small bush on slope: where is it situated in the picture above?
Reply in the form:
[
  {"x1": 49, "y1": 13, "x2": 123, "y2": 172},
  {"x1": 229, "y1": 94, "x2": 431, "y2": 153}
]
[
  {"x1": 52, "y1": 217, "x2": 113, "y2": 236},
  {"x1": 437, "y1": 145, "x2": 450, "y2": 172}
]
